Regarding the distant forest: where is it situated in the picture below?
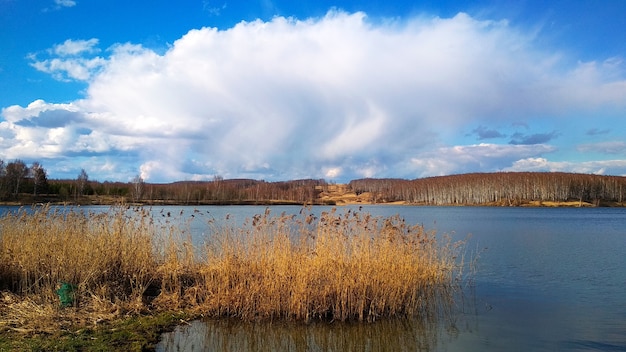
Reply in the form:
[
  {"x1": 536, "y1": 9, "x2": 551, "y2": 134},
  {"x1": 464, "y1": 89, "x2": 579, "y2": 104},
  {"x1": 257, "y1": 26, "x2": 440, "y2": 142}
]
[
  {"x1": 349, "y1": 172, "x2": 626, "y2": 206},
  {"x1": 0, "y1": 159, "x2": 625, "y2": 206}
]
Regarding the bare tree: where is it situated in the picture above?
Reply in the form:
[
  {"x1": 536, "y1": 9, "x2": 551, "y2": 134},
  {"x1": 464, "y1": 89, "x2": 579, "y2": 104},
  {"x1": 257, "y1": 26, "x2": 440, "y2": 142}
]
[
  {"x1": 0, "y1": 159, "x2": 6, "y2": 198},
  {"x1": 30, "y1": 162, "x2": 48, "y2": 197},
  {"x1": 131, "y1": 174, "x2": 145, "y2": 201},
  {"x1": 348, "y1": 172, "x2": 626, "y2": 206},
  {"x1": 5, "y1": 160, "x2": 28, "y2": 198},
  {"x1": 76, "y1": 169, "x2": 89, "y2": 198}
]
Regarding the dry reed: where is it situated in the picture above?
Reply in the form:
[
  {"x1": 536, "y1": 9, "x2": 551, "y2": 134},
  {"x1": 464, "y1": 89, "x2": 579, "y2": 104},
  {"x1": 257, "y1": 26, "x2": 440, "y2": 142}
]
[
  {"x1": 196, "y1": 208, "x2": 464, "y2": 322},
  {"x1": 0, "y1": 205, "x2": 466, "y2": 333}
]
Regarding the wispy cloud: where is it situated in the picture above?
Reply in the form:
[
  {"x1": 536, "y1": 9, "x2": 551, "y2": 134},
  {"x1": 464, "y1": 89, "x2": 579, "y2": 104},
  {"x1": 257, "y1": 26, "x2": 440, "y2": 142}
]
[
  {"x1": 30, "y1": 57, "x2": 106, "y2": 81},
  {"x1": 471, "y1": 125, "x2": 506, "y2": 140},
  {"x1": 28, "y1": 39, "x2": 105, "y2": 81},
  {"x1": 410, "y1": 144, "x2": 556, "y2": 177},
  {"x1": 53, "y1": 38, "x2": 99, "y2": 56},
  {"x1": 54, "y1": 0, "x2": 76, "y2": 8},
  {"x1": 509, "y1": 131, "x2": 559, "y2": 145},
  {"x1": 586, "y1": 128, "x2": 611, "y2": 136},
  {"x1": 42, "y1": 0, "x2": 76, "y2": 12},
  {"x1": 577, "y1": 141, "x2": 626, "y2": 154},
  {"x1": 506, "y1": 158, "x2": 626, "y2": 175},
  {"x1": 3, "y1": 11, "x2": 626, "y2": 181},
  {"x1": 203, "y1": 1, "x2": 227, "y2": 16}
]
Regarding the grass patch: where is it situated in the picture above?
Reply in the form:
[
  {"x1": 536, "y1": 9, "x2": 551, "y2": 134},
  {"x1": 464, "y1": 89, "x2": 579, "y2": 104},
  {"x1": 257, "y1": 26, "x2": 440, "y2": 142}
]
[
  {"x1": 0, "y1": 311, "x2": 188, "y2": 351},
  {"x1": 0, "y1": 205, "x2": 467, "y2": 349}
]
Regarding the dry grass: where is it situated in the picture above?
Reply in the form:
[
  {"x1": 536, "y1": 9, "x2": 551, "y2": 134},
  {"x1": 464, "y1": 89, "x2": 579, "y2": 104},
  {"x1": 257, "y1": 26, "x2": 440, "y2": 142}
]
[
  {"x1": 0, "y1": 206, "x2": 160, "y2": 334},
  {"x1": 0, "y1": 205, "x2": 466, "y2": 334},
  {"x1": 196, "y1": 208, "x2": 464, "y2": 322}
]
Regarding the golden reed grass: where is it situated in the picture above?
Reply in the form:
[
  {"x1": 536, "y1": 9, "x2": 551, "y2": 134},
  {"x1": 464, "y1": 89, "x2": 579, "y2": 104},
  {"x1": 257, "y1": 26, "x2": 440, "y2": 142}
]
[{"x1": 0, "y1": 206, "x2": 466, "y2": 333}]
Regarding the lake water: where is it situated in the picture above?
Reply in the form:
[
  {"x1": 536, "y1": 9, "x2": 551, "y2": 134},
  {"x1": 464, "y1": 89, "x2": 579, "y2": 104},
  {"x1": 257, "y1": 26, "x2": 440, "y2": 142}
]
[
  {"x1": 152, "y1": 205, "x2": 626, "y2": 351},
  {"x1": 3, "y1": 205, "x2": 625, "y2": 350}
]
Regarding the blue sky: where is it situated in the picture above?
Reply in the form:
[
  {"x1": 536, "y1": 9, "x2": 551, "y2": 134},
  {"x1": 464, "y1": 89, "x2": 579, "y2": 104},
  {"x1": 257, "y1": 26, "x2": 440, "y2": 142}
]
[{"x1": 1, "y1": 0, "x2": 626, "y2": 182}]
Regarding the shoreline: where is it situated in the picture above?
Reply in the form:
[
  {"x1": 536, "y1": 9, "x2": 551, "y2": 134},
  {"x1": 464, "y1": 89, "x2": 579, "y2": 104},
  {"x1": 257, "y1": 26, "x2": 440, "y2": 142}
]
[
  {"x1": 1, "y1": 183, "x2": 624, "y2": 207},
  {"x1": 1, "y1": 199, "x2": 623, "y2": 207}
]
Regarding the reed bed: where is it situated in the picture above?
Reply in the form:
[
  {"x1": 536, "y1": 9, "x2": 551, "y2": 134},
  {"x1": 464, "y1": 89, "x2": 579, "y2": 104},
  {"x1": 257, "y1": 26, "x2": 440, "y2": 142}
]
[{"x1": 0, "y1": 205, "x2": 466, "y2": 334}]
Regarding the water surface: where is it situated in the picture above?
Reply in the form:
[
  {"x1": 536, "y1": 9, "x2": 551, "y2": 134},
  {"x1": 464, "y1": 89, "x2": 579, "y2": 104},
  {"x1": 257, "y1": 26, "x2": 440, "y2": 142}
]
[
  {"x1": 3, "y1": 205, "x2": 624, "y2": 350},
  {"x1": 154, "y1": 205, "x2": 626, "y2": 351}
]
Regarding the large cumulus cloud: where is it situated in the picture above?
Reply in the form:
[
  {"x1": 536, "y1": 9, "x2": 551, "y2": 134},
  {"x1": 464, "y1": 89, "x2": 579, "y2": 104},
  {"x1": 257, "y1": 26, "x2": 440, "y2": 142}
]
[{"x1": 2, "y1": 11, "x2": 626, "y2": 181}]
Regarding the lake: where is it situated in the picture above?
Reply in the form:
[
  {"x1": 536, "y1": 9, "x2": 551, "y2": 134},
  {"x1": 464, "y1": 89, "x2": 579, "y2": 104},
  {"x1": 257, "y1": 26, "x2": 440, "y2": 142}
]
[
  {"x1": 150, "y1": 205, "x2": 626, "y2": 351},
  {"x1": 3, "y1": 205, "x2": 625, "y2": 350}
]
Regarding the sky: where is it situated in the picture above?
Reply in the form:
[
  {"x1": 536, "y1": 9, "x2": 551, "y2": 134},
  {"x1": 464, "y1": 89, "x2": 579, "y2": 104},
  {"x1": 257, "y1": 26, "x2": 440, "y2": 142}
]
[{"x1": 1, "y1": 0, "x2": 626, "y2": 183}]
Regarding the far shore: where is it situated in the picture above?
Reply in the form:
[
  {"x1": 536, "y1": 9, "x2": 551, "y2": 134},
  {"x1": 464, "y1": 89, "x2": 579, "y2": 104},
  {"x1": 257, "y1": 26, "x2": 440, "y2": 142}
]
[
  {"x1": 3, "y1": 172, "x2": 624, "y2": 208},
  {"x1": 1, "y1": 192, "x2": 623, "y2": 208}
]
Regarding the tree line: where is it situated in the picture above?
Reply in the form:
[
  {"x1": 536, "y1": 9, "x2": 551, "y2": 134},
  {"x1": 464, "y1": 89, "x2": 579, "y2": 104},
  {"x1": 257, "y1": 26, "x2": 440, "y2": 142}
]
[
  {"x1": 0, "y1": 160, "x2": 49, "y2": 201},
  {"x1": 2, "y1": 159, "x2": 625, "y2": 206},
  {"x1": 0, "y1": 159, "x2": 329, "y2": 204},
  {"x1": 134, "y1": 177, "x2": 328, "y2": 204},
  {"x1": 349, "y1": 172, "x2": 626, "y2": 206}
]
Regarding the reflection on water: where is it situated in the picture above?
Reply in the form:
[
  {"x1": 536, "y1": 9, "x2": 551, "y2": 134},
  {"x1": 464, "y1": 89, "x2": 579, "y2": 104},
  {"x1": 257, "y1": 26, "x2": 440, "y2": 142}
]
[
  {"x1": 156, "y1": 316, "x2": 462, "y2": 352},
  {"x1": 156, "y1": 285, "x2": 476, "y2": 352}
]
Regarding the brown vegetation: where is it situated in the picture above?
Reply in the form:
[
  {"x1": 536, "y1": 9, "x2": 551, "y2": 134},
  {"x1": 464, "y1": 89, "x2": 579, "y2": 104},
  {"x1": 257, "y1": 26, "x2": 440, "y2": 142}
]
[
  {"x1": 3, "y1": 162, "x2": 623, "y2": 207},
  {"x1": 349, "y1": 172, "x2": 626, "y2": 206},
  {"x1": 317, "y1": 184, "x2": 381, "y2": 205},
  {"x1": 0, "y1": 206, "x2": 465, "y2": 336}
]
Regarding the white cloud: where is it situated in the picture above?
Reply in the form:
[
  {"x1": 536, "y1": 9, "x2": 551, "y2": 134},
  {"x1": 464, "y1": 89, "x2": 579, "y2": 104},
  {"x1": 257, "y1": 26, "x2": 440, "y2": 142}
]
[
  {"x1": 55, "y1": 0, "x2": 76, "y2": 7},
  {"x1": 53, "y1": 38, "x2": 99, "y2": 56},
  {"x1": 31, "y1": 57, "x2": 107, "y2": 81},
  {"x1": 0, "y1": 100, "x2": 112, "y2": 160},
  {"x1": 323, "y1": 167, "x2": 342, "y2": 179},
  {"x1": 203, "y1": 1, "x2": 227, "y2": 16},
  {"x1": 4, "y1": 11, "x2": 626, "y2": 181},
  {"x1": 506, "y1": 158, "x2": 626, "y2": 176},
  {"x1": 29, "y1": 39, "x2": 104, "y2": 81},
  {"x1": 409, "y1": 144, "x2": 557, "y2": 177},
  {"x1": 42, "y1": 0, "x2": 77, "y2": 12},
  {"x1": 577, "y1": 141, "x2": 626, "y2": 155}
]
